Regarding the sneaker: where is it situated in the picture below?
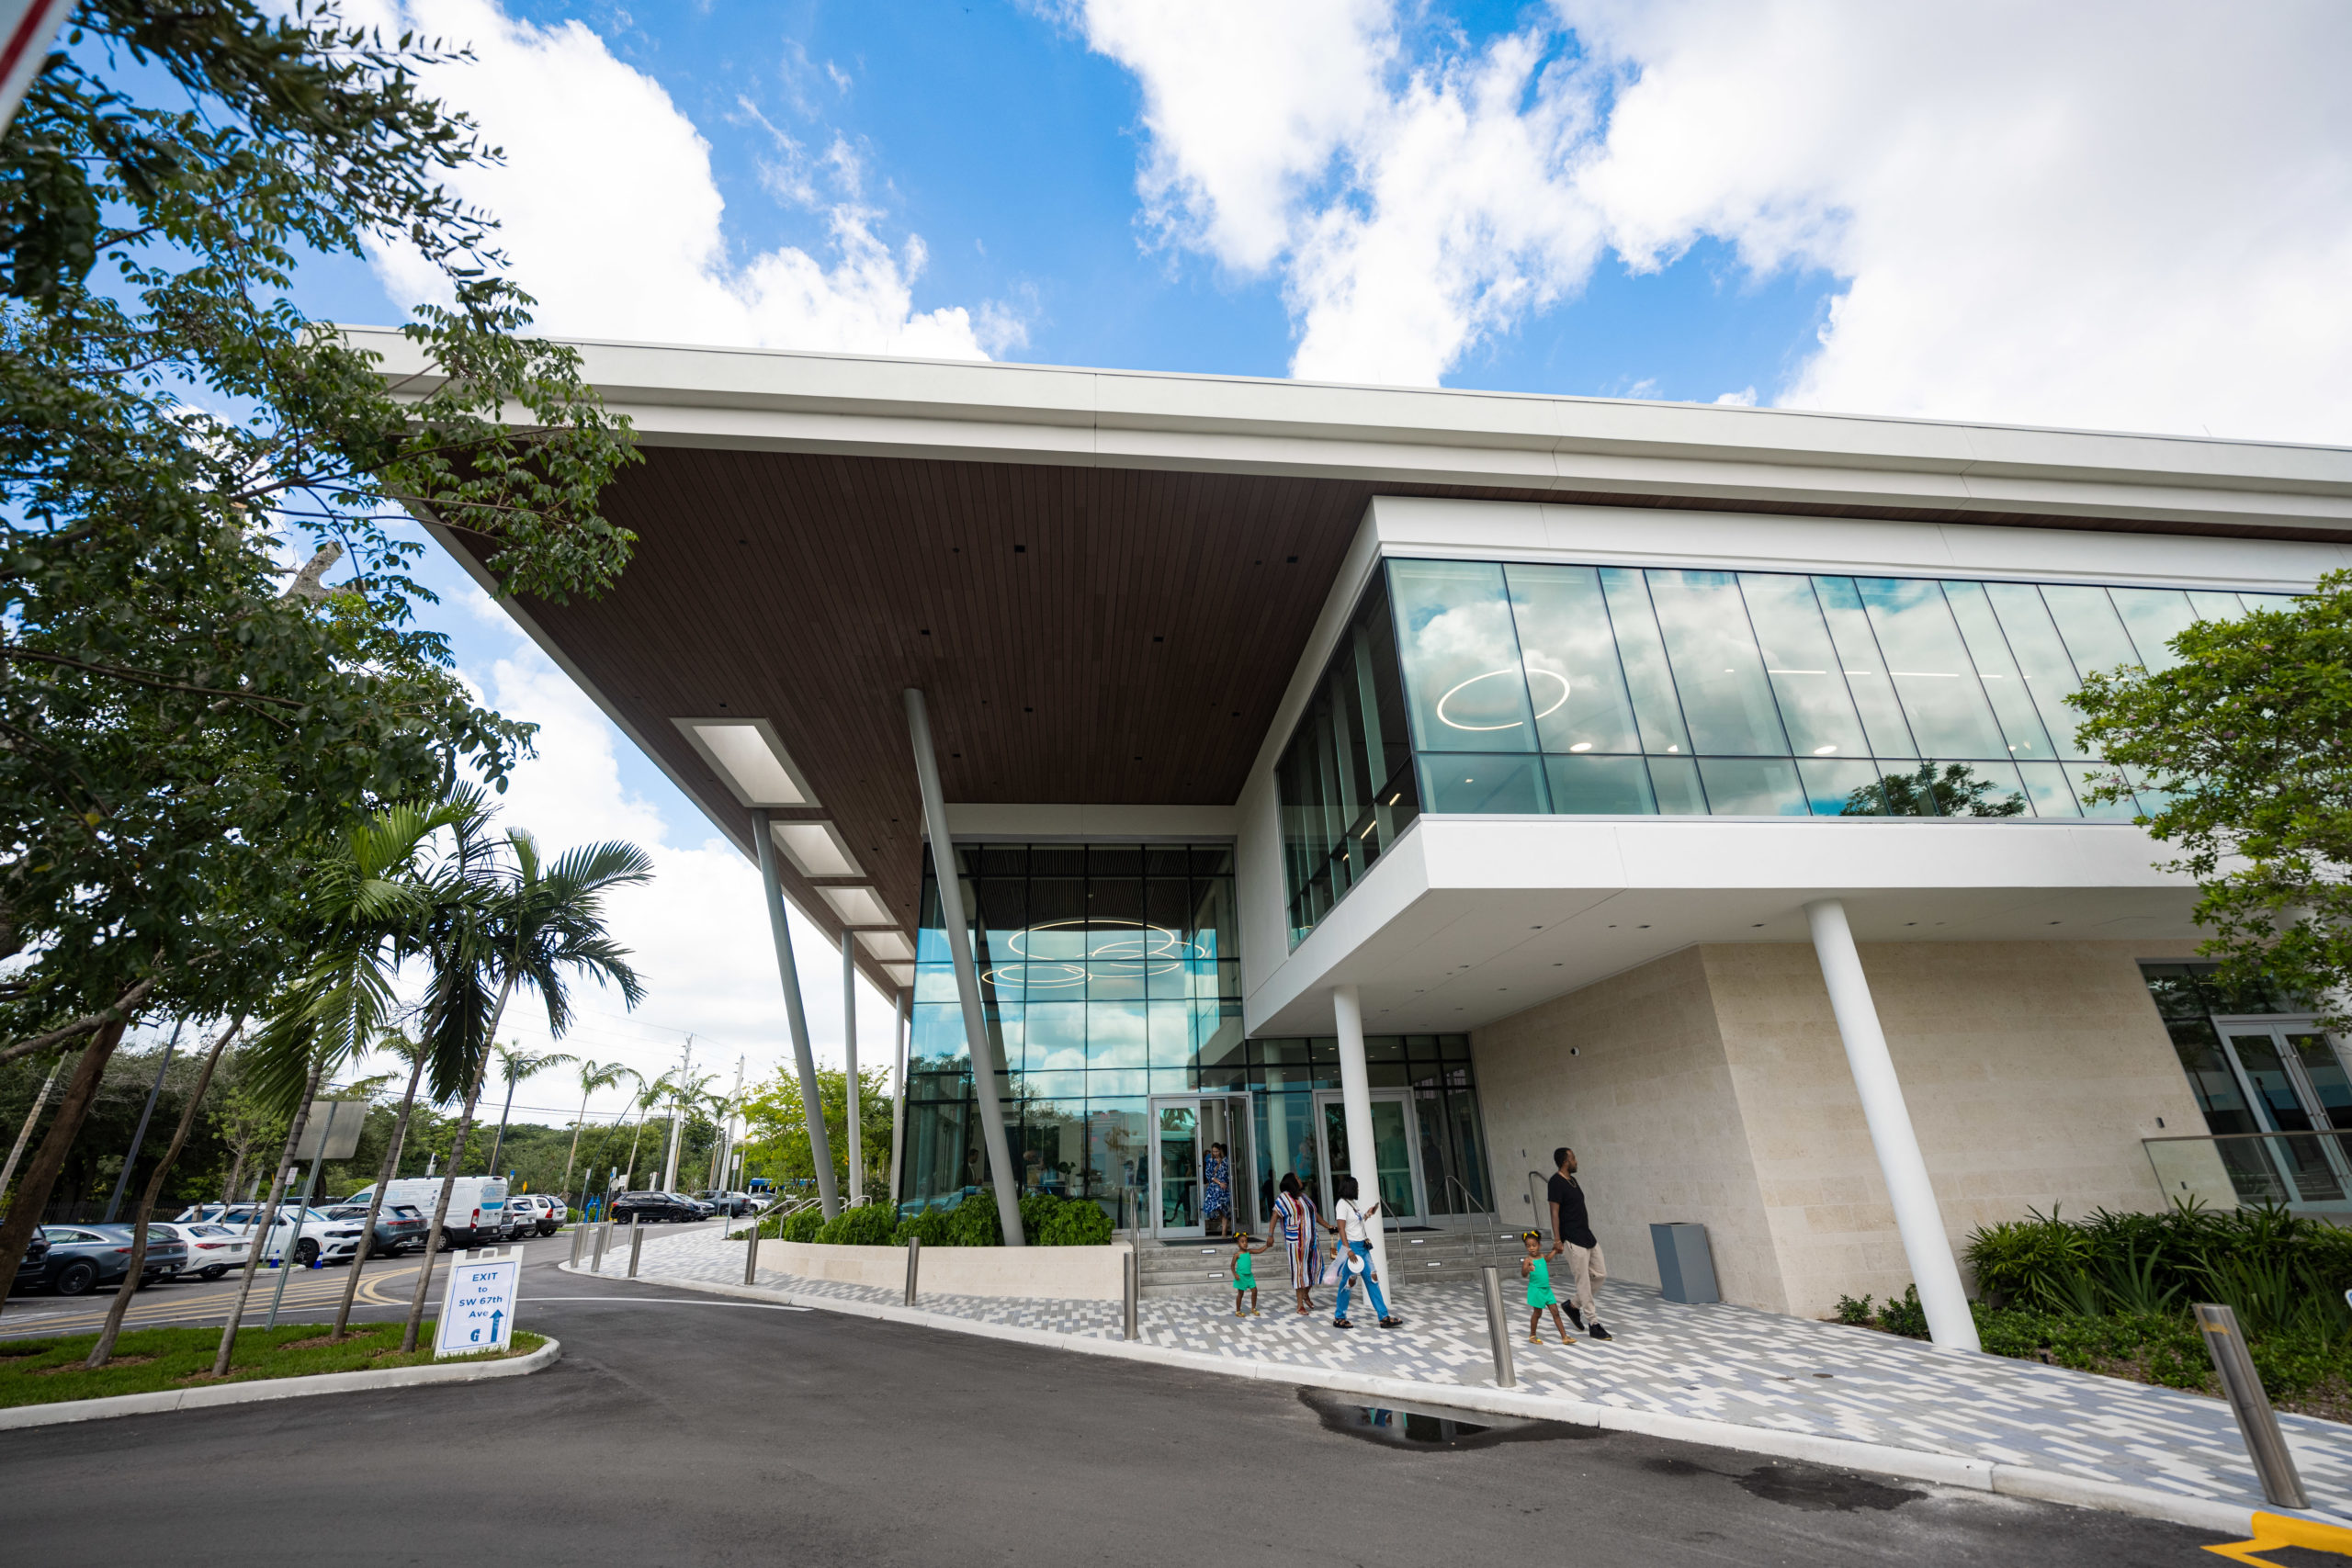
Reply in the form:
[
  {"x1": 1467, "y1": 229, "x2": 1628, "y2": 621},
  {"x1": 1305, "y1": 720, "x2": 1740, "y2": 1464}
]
[
  {"x1": 1566, "y1": 1304, "x2": 1586, "y2": 1331},
  {"x1": 1589, "y1": 1322, "x2": 1613, "y2": 1342}
]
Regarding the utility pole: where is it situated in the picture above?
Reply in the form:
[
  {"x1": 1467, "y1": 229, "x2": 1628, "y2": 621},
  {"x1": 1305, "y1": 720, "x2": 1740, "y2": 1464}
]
[
  {"x1": 660, "y1": 1036, "x2": 694, "y2": 1192},
  {"x1": 710, "y1": 1055, "x2": 744, "y2": 1192}
]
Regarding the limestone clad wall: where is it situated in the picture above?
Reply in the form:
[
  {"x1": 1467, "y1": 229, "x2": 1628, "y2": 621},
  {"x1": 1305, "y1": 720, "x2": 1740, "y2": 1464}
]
[{"x1": 1472, "y1": 939, "x2": 2208, "y2": 1320}]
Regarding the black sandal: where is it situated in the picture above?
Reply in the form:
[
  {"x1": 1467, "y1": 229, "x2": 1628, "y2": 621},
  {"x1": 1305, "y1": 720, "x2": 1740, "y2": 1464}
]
[
  {"x1": 1377, "y1": 1317, "x2": 1402, "y2": 1328},
  {"x1": 1331, "y1": 1317, "x2": 1353, "y2": 1328}
]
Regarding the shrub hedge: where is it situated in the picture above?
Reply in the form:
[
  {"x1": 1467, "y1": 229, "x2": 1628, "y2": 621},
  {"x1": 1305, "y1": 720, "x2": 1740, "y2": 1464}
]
[{"x1": 752, "y1": 1191, "x2": 1116, "y2": 1247}]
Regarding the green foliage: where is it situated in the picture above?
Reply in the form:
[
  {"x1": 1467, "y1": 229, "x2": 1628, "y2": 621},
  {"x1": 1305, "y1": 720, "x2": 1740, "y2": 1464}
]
[
  {"x1": 739, "y1": 1066, "x2": 893, "y2": 1198},
  {"x1": 2069, "y1": 574, "x2": 2352, "y2": 1022},
  {"x1": 1831, "y1": 1292, "x2": 1876, "y2": 1326},
  {"x1": 889, "y1": 1206, "x2": 955, "y2": 1248},
  {"x1": 1028, "y1": 1191, "x2": 1114, "y2": 1247},
  {"x1": 1847, "y1": 761, "x2": 2029, "y2": 818},
  {"x1": 1877, "y1": 1285, "x2": 1929, "y2": 1339},
  {"x1": 0, "y1": 1322, "x2": 540, "y2": 1408},
  {"x1": 815, "y1": 1202, "x2": 898, "y2": 1247},
  {"x1": 875, "y1": 1191, "x2": 1114, "y2": 1247},
  {"x1": 780, "y1": 1206, "x2": 824, "y2": 1243},
  {"x1": 1963, "y1": 1201, "x2": 2352, "y2": 1330}
]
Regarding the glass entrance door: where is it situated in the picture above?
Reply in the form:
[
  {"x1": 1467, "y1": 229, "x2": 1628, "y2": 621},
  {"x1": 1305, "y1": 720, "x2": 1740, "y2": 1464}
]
[
  {"x1": 1312, "y1": 1090, "x2": 1424, "y2": 1224},
  {"x1": 1151, "y1": 1095, "x2": 1254, "y2": 1238},
  {"x1": 2214, "y1": 1020, "x2": 2352, "y2": 1201}
]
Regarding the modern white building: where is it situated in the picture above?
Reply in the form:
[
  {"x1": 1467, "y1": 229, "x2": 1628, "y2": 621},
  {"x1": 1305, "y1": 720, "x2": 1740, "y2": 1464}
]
[{"x1": 376, "y1": 328, "x2": 2352, "y2": 1347}]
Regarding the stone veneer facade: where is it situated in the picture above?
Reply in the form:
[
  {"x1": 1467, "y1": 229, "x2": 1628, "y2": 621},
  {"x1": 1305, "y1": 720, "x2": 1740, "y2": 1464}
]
[{"x1": 1472, "y1": 939, "x2": 2210, "y2": 1320}]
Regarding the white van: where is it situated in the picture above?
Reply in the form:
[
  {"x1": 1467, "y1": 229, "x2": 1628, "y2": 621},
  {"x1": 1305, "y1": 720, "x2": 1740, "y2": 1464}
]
[{"x1": 343, "y1": 1177, "x2": 511, "y2": 1248}]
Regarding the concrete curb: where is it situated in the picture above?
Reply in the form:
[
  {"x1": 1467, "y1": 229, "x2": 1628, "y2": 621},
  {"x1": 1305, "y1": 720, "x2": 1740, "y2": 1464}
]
[
  {"x1": 577, "y1": 1260, "x2": 2350, "y2": 1540},
  {"x1": 0, "y1": 1337, "x2": 562, "y2": 1431}
]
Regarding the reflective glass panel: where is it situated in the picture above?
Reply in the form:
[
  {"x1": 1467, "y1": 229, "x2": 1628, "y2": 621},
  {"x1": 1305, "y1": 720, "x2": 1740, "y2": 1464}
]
[
  {"x1": 2065, "y1": 761, "x2": 2142, "y2": 820},
  {"x1": 1983, "y1": 582, "x2": 2095, "y2": 761},
  {"x1": 1646, "y1": 570, "x2": 1791, "y2": 755},
  {"x1": 2041, "y1": 585, "x2": 2143, "y2": 682},
  {"x1": 1419, "y1": 754, "x2": 1550, "y2": 813},
  {"x1": 1696, "y1": 757, "x2": 1810, "y2": 816},
  {"x1": 1598, "y1": 568, "x2": 1693, "y2": 755},
  {"x1": 2188, "y1": 590, "x2": 2249, "y2": 621},
  {"x1": 1648, "y1": 756, "x2": 1708, "y2": 814},
  {"x1": 1856, "y1": 579, "x2": 2010, "y2": 758},
  {"x1": 1738, "y1": 573, "x2": 1869, "y2": 760},
  {"x1": 1811, "y1": 577, "x2": 1918, "y2": 759},
  {"x1": 2289, "y1": 1033, "x2": 2352, "y2": 1132},
  {"x1": 1544, "y1": 754, "x2": 1656, "y2": 814},
  {"x1": 2109, "y1": 588, "x2": 2199, "y2": 671},
  {"x1": 1504, "y1": 564, "x2": 1642, "y2": 754},
  {"x1": 2014, "y1": 761, "x2": 2081, "y2": 818},
  {"x1": 1796, "y1": 758, "x2": 1891, "y2": 816},
  {"x1": 1941, "y1": 580, "x2": 2057, "y2": 761},
  {"x1": 1389, "y1": 560, "x2": 1537, "y2": 753}
]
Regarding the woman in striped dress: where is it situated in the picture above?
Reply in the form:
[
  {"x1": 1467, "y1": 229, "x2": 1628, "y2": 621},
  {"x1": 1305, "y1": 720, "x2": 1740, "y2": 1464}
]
[{"x1": 1273, "y1": 1173, "x2": 1324, "y2": 1315}]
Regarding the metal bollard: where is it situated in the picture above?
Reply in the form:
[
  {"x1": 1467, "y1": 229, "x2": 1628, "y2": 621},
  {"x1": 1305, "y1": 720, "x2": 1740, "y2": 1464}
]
[
  {"x1": 591, "y1": 1221, "x2": 609, "y2": 1273},
  {"x1": 2196, "y1": 1303, "x2": 2306, "y2": 1508},
  {"x1": 743, "y1": 1216, "x2": 762, "y2": 1286},
  {"x1": 1122, "y1": 1247, "x2": 1139, "y2": 1341},
  {"x1": 570, "y1": 1222, "x2": 586, "y2": 1268},
  {"x1": 1480, "y1": 1264, "x2": 1518, "y2": 1389},
  {"x1": 904, "y1": 1235, "x2": 921, "y2": 1306},
  {"x1": 627, "y1": 1217, "x2": 645, "y2": 1280}
]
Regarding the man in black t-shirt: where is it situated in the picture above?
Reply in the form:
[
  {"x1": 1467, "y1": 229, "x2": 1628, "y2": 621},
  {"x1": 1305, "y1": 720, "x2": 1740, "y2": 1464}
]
[{"x1": 1546, "y1": 1147, "x2": 1612, "y2": 1341}]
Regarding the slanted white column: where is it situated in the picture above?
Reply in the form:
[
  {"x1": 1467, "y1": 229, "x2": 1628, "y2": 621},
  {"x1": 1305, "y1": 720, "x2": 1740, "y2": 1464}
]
[
  {"x1": 1804, "y1": 897, "x2": 1978, "y2": 1352},
  {"x1": 905, "y1": 688, "x2": 1025, "y2": 1247},
  {"x1": 842, "y1": 929, "x2": 863, "y2": 1208},
  {"x1": 1330, "y1": 985, "x2": 1392, "y2": 1302},
  {"x1": 887, "y1": 989, "x2": 910, "y2": 1210},
  {"x1": 753, "y1": 811, "x2": 838, "y2": 1220}
]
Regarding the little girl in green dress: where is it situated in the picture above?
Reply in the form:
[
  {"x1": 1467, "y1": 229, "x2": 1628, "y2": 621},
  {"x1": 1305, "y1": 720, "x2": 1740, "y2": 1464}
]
[
  {"x1": 1231, "y1": 1230, "x2": 1268, "y2": 1316},
  {"x1": 1521, "y1": 1230, "x2": 1573, "y2": 1345}
]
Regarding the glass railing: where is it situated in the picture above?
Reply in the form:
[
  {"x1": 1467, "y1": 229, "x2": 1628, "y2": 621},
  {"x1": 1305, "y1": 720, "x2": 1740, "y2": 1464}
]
[{"x1": 2143, "y1": 1130, "x2": 2352, "y2": 1212}]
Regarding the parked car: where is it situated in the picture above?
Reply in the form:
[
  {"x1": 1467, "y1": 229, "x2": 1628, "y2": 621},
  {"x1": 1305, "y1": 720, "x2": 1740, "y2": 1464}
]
[
  {"x1": 173, "y1": 1201, "x2": 366, "y2": 1267},
  {"x1": 19, "y1": 1224, "x2": 187, "y2": 1295},
  {"x1": 149, "y1": 1220, "x2": 251, "y2": 1280},
  {"x1": 9, "y1": 1232, "x2": 50, "y2": 1295},
  {"x1": 322, "y1": 1202, "x2": 430, "y2": 1258},
  {"x1": 608, "y1": 1190, "x2": 701, "y2": 1224},
  {"x1": 697, "y1": 1190, "x2": 759, "y2": 1217},
  {"x1": 340, "y1": 1177, "x2": 511, "y2": 1247},
  {"x1": 505, "y1": 1195, "x2": 561, "y2": 1236}
]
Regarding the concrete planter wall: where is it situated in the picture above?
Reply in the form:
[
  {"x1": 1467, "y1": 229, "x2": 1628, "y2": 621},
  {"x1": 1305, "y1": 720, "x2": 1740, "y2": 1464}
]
[{"x1": 763, "y1": 1238, "x2": 1129, "y2": 1301}]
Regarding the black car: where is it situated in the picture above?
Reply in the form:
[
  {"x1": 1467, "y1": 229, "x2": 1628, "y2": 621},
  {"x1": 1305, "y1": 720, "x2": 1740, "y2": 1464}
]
[
  {"x1": 608, "y1": 1190, "x2": 701, "y2": 1224},
  {"x1": 17, "y1": 1224, "x2": 188, "y2": 1296},
  {"x1": 323, "y1": 1202, "x2": 431, "y2": 1258}
]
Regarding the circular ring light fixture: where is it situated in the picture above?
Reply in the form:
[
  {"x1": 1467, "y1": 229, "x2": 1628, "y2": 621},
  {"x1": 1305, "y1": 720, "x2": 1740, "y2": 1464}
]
[{"x1": 1435, "y1": 667, "x2": 1570, "y2": 731}]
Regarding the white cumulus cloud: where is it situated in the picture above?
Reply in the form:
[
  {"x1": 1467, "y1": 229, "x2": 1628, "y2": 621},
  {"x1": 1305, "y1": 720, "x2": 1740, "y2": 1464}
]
[{"x1": 357, "y1": 0, "x2": 1012, "y2": 357}]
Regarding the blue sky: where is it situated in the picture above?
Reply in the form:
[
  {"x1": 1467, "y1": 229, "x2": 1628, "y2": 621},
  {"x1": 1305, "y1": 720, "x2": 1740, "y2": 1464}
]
[{"x1": 275, "y1": 0, "x2": 2351, "y2": 1115}]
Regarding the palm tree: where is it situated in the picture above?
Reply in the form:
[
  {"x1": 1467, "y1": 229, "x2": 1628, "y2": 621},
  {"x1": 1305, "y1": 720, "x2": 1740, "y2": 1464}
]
[
  {"x1": 618, "y1": 1067, "x2": 666, "y2": 1191},
  {"x1": 400, "y1": 829, "x2": 650, "y2": 1352},
  {"x1": 482, "y1": 1043, "x2": 576, "y2": 1179},
  {"x1": 660, "y1": 1069, "x2": 719, "y2": 1191},
  {"x1": 327, "y1": 1029, "x2": 432, "y2": 1339},
  {"x1": 560, "y1": 1058, "x2": 627, "y2": 1211}
]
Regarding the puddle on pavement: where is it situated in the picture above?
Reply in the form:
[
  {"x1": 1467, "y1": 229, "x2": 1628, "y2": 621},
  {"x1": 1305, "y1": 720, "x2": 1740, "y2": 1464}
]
[
  {"x1": 1640, "y1": 1455, "x2": 1924, "y2": 1514},
  {"x1": 1298, "y1": 1388, "x2": 1595, "y2": 1451}
]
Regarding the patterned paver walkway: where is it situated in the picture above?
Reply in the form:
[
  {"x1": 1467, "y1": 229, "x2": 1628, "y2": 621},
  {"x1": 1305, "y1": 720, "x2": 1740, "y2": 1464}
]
[{"x1": 581, "y1": 1225, "x2": 2352, "y2": 1519}]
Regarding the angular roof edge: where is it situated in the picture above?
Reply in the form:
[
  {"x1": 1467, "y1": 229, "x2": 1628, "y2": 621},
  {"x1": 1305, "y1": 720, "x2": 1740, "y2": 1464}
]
[{"x1": 344, "y1": 326, "x2": 2352, "y2": 536}]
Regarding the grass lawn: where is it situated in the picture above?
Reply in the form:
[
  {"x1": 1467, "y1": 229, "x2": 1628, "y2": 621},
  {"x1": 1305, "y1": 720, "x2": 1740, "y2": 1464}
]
[{"x1": 0, "y1": 1322, "x2": 547, "y2": 1409}]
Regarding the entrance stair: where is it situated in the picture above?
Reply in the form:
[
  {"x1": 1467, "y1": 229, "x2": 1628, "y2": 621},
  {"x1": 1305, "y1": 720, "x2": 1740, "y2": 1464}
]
[{"x1": 1134, "y1": 1222, "x2": 1520, "y2": 1298}]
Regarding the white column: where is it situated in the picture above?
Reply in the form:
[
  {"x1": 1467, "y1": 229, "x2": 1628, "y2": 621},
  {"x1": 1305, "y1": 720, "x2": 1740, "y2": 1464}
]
[
  {"x1": 1330, "y1": 985, "x2": 1392, "y2": 1303},
  {"x1": 888, "y1": 989, "x2": 910, "y2": 1210},
  {"x1": 1804, "y1": 898, "x2": 1978, "y2": 1352},
  {"x1": 842, "y1": 929, "x2": 863, "y2": 1208},
  {"x1": 904, "y1": 688, "x2": 1025, "y2": 1247},
  {"x1": 754, "y1": 810, "x2": 839, "y2": 1220}
]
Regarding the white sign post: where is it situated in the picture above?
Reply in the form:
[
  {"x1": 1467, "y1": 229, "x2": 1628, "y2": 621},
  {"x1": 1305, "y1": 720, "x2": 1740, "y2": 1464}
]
[{"x1": 435, "y1": 1249, "x2": 521, "y2": 1358}]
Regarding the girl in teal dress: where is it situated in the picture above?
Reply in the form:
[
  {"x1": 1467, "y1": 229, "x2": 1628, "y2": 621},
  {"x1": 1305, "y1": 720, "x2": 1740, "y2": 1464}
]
[{"x1": 1521, "y1": 1230, "x2": 1573, "y2": 1345}]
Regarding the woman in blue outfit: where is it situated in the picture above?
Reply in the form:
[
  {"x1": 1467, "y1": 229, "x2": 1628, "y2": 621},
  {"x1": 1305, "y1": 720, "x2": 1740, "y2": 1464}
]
[{"x1": 1329, "y1": 1174, "x2": 1398, "y2": 1328}]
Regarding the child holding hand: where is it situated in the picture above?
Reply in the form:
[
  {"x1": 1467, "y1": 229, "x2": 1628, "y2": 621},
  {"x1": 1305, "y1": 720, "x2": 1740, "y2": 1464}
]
[
  {"x1": 1231, "y1": 1230, "x2": 1268, "y2": 1316},
  {"x1": 1521, "y1": 1230, "x2": 1573, "y2": 1345}
]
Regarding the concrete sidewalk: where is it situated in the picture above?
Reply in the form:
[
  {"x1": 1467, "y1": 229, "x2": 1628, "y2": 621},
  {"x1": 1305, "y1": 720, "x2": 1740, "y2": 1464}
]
[{"x1": 572, "y1": 1225, "x2": 2352, "y2": 1537}]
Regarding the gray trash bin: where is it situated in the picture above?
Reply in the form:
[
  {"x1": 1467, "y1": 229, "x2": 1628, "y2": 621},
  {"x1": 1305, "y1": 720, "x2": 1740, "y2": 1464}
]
[{"x1": 1650, "y1": 1222, "x2": 1720, "y2": 1304}]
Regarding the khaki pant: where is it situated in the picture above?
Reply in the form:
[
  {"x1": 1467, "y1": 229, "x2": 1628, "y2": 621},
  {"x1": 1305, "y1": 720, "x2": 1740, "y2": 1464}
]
[{"x1": 1562, "y1": 1242, "x2": 1606, "y2": 1320}]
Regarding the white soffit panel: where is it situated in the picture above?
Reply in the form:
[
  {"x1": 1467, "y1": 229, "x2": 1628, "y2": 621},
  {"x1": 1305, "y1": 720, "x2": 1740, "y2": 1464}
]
[
  {"x1": 855, "y1": 929, "x2": 914, "y2": 962},
  {"x1": 769, "y1": 819, "x2": 862, "y2": 879},
  {"x1": 672, "y1": 717, "x2": 816, "y2": 808},
  {"x1": 819, "y1": 885, "x2": 894, "y2": 927},
  {"x1": 883, "y1": 963, "x2": 916, "y2": 988}
]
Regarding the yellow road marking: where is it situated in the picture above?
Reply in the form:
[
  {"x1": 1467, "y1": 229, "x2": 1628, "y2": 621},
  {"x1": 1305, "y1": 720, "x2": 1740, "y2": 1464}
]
[
  {"x1": 2206, "y1": 1511, "x2": 2352, "y2": 1562},
  {"x1": 1, "y1": 1266, "x2": 423, "y2": 1338}
]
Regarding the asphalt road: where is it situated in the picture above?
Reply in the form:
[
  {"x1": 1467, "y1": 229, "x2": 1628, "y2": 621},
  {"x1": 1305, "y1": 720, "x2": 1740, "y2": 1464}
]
[{"x1": 0, "y1": 1224, "x2": 2244, "y2": 1566}]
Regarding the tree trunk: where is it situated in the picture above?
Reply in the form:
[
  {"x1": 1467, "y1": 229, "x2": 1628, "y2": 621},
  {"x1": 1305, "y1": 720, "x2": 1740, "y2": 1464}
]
[
  {"x1": 219, "y1": 1148, "x2": 245, "y2": 1209},
  {"x1": 0, "y1": 1048, "x2": 66, "y2": 1201},
  {"x1": 86, "y1": 1018, "x2": 242, "y2": 1368},
  {"x1": 486, "y1": 1076, "x2": 518, "y2": 1178},
  {"x1": 0, "y1": 1019, "x2": 130, "y2": 1322},
  {"x1": 331, "y1": 1048, "x2": 427, "y2": 1339},
  {"x1": 210, "y1": 1055, "x2": 323, "y2": 1377},
  {"x1": 560, "y1": 1091, "x2": 589, "y2": 1208},
  {"x1": 400, "y1": 978, "x2": 513, "y2": 1354}
]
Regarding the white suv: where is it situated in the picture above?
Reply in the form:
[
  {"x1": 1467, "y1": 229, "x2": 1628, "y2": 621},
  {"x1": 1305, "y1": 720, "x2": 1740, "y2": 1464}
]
[
  {"x1": 506, "y1": 1194, "x2": 562, "y2": 1237},
  {"x1": 175, "y1": 1202, "x2": 367, "y2": 1267}
]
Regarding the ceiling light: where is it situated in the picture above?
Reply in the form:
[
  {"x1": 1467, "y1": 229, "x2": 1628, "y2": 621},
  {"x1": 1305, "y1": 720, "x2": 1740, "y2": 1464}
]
[
  {"x1": 883, "y1": 963, "x2": 916, "y2": 987},
  {"x1": 856, "y1": 929, "x2": 915, "y2": 963},
  {"x1": 1568, "y1": 742, "x2": 1592, "y2": 753},
  {"x1": 770, "y1": 820, "x2": 861, "y2": 879},
  {"x1": 1812, "y1": 745, "x2": 1838, "y2": 755},
  {"x1": 673, "y1": 718, "x2": 814, "y2": 808},
  {"x1": 819, "y1": 886, "x2": 894, "y2": 927}
]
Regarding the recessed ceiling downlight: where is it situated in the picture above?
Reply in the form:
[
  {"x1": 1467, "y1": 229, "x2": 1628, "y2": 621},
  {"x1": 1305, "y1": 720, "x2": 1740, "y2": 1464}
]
[{"x1": 673, "y1": 718, "x2": 814, "y2": 808}]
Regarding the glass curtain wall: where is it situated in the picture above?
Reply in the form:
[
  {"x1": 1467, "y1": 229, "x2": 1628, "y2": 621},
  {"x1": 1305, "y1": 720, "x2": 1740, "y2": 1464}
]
[
  {"x1": 1276, "y1": 558, "x2": 2293, "y2": 942},
  {"x1": 1275, "y1": 570, "x2": 1421, "y2": 947},
  {"x1": 1248, "y1": 1034, "x2": 1488, "y2": 1221},
  {"x1": 904, "y1": 843, "x2": 1241, "y2": 1221}
]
